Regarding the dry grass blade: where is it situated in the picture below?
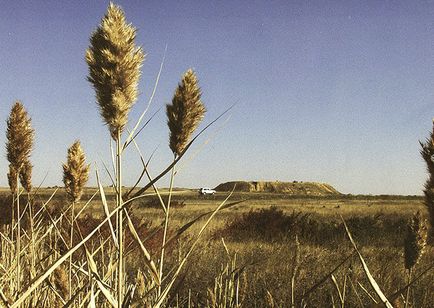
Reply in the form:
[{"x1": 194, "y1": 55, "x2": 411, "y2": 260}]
[
  {"x1": 85, "y1": 250, "x2": 117, "y2": 307},
  {"x1": 110, "y1": 139, "x2": 116, "y2": 179},
  {"x1": 387, "y1": 262, "x2": 434, "y2": 302},
  {"x1": 39, "y1": 204, "x2": 69, "y2": 248},
  {"x1": 123, "y1": 108, "x2": 161, "y2": 151},
  {"x1": 123, "y1": 45, "x2": 167, "y2": 150},
  {"x1": 176, "y1": 113, "x2": 231, "y2": 174},
  {"x1": 358, "y1": 282, "x2": 378, "y2": 304},
  {"x1": 80, "y1": 289, "x2": 100, "y2": 308},
  {"x1": 266, "y1": 290, "x2": 275, "y2": 308},
  {"x1": 11, "y1": 199, "x2": 126, "y2": 308},
  {"x1": 129, "y1": 131, "x2": 167, "y2": 213},
  {"x1": 330, "y1": 274, "x2": 344, "y2": 306},
  {"x1": 74, "y1": 190, "x2": 98, "y2": 220},
  {"x1": 301, "y1": 252, "x2": 355, "y2": 301},
  {"x1": 88, "y1": 284, "x2": 96, "y2": 308},
  {"x1": 121, "y1": 285, "x2": 135, "y2": 308},
  {"x1": 0, "y1": 289, "x2": 10, "y2": 307},
  {"x1": 124, "y1": 209, "x2": 160, "y2": 285},
  {"x1": 30, "y1": 170, "x2": 49, "y2": 197},
  {"x1": 63, "y1": 283, "x2": 89, "y2": 308},
  {"x1": 96, "y1": 169, "x2": 118, "y2": 248},
  {"x1": 154, "y1": 189, "x2": 235, "y2": 307},
  {"x1": 123, "y1": 141, "x2": 159, "y2": 199},
  {"x1": 131, "y1": 104, "x2": 235, "y2": 199},
  {"x1": 34, "y1": 187, "x2": 59, "y2": 218},
  {"x1": 163, "y1": 199, "x2": 245, "y2": 249},
  {"x1": 101, "y1": 159, "x2": 116, "y2": 190},
  {"x1": 165, "y1": 272, "x2": 188, "y2": 307},
  {"x1": 340, "y1": 215, "x2": 393, "y2": 308},
  {"x1": 0, "y1": 231, "x2": 13, "y2": 246},
  {"x1": 348, "y1": 277, "x2": 364, "y2": 308}
]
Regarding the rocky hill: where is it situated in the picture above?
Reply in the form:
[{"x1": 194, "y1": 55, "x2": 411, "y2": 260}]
[{"x1": 214, "y1": 181, "x2": 340, "y2": 196}]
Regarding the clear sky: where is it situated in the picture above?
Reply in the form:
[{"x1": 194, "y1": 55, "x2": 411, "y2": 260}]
[{"x1": 1, "y1": 0, "x2": 434, "y2": 195}]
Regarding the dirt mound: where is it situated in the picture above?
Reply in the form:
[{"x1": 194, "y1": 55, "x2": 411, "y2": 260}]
[{"x1": 215, "y1": 181, "x2": 340, "y2": 196}]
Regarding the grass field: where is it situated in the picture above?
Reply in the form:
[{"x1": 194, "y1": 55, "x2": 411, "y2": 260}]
[
  {"x1": 130, "y1": 190, "x2": 433, "y2": 307},
  {"x1": 2, "y1": 187, "x2": 430, "y2": 307}
]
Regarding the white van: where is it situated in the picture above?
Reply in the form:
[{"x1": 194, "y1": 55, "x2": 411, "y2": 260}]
[{"x1": 198, "y1": 188, "x2": 216, "y2": 195}]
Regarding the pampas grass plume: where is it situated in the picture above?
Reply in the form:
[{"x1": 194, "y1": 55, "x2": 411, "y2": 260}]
[
  {"x1": 404, "y1": 211, "x2": 428, "y2": 270},
  {"x1": 51, "y1": 266, "x2": 69, "y2": 299},
  {"x1": 420, "y1": 119, "x2": 434, "y2": 239},
  {"x1": 19, "y1": 160, "x2": 32, "y2": 193},
  {"x1": 86, "y1": 2, "x2": 145, "y2": 140},
  {"x1": 62, "y1": 141, "x2": 90, "y2": 203},
  {"x1": 7, "y1": 164, "x2": 17, "y2": 194},
  {"x1": 6, "y1": 101, "x2": 34, "y2": 172},
  {"x1": 166, "y1": 69, "x2": 206, "y2": 156}
]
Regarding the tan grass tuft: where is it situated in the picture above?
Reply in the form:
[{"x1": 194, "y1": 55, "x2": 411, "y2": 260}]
[
  {"x1": 51, "y1": 266, "x2": 69, "y2": 300},
  {"x1": 404, "y1": 211, "x2": 428, "y2": 270},
  {"x1": 19, "y1": 159, "x2": 32, "y2": 193},
  {"x1": 6, "y1": 101, "x2": 34, "y2": 172},
  {"x1": 7, "y1": 164, "x2": 17, "y2": 194},
  {"x1": 166, "y1": 69, "x2": 206, "y2": 156},
  {"x1": 62, "y1": 141, "x2": 90, "y2": 202},
  {"x1": 420, "y1": 119, "x2": 434, "y2": 238},
  {"x1": 86, "y1": 2, "x2": 145, "y2": 140}
]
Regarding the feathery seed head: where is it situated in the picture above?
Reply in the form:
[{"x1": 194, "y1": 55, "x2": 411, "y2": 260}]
[
  {"x1": 51, "y1": 266, "x2": 69, "y2": 300},
  {"x1": 7, "y1": 164, "x2": 17, "y2": 194},
  {"x1": 404, "y1": 211, "x2": 428, "y2": 270},
  {"x1": 19, "y1": 159, "x2": 32, "y2": 193},
  {"x1": 63, "y1": 141, "x2": 90, "y2": 202},
  {"x1": 86, "y1": 2, "x2": 145, "y2": 140},
  {"x1": 6, "y1": 102, "x2": 34, "y2": 172},
  {"x1": 166, "y1": 69, "x2": 206, "y2": 156},
  {"x1": 420, "y1": 123, "x2": 434, "y2": 239}
]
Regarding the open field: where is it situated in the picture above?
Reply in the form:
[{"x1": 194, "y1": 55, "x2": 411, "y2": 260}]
[
  {"x1": 2, "y1": 188, "x2": 431, "y2": 307},
  {"x1": 4, "y1": 2, "x2": 434, "y2": 307}
]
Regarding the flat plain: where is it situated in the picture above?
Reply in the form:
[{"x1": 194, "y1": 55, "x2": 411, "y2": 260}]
[{"x1": 2, "y1": 187, "x2": 430, "y2": 307}]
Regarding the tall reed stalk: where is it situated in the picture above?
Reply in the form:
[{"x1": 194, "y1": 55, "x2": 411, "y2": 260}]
[
  {"x1": 116, "y1": 129, "x2": 124, "y2": 302},
  {"x1": 62, "y1": 140, "x2": 90, "y2": 299},
  {"x1": 6, "y1": 102, "x2": 34, "y2": 295},
  {"x1": 86, "y1": 3, "x2": 144, "y2": 305},
  {"x1": 158, "y1": 69, "x2": 206, "y2": 295},
  {"x1": 19, "y1": 159, "x2": 34, "y2": 303},
  {"x1": 158, "y1": 158, "x2": 175, "y2": 296}
]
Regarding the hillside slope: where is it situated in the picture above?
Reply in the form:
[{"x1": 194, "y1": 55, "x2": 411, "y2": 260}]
[{"x1": 215, "y1": 181, "x2": 340, "y2": 196}]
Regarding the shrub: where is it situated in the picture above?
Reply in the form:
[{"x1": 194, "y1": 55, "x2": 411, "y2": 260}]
[
  {"x1": 140, "y1": 198, "x2": 186, "y2": 209},
  {"x1": 217, "y1": 206, "x2": 408, "y2": 247},
  {"x1": 217, "y1": 206, "x2": 311, "y2": 242}
]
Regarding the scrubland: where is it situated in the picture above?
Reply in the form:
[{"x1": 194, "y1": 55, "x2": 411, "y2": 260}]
[
  {"x1": 1, "y1": 2, "x2": 433, "y2": 307},
  {"x1": 2, "y1": 189, "x2": 431, "y2": 307}
]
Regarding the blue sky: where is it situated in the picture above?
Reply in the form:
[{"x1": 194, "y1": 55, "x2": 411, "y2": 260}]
[{"x1": 1, "y1": 0, "x2": 434, "y2": 195}]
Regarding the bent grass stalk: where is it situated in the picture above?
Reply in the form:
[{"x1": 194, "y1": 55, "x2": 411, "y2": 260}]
[
  {"x1": 341, "y1": 215, "x2": 393, "y2": 308},
  {"x1": 158, "y1": 156, "x2": 175, "y2": 296}
]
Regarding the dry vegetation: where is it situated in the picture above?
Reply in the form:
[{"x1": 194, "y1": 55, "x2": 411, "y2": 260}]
[
  {"x1": 1, "y1": 188, "x2": 433, "y2": 307},
  {"x1": 0, "y1": 2, "x2": 433, "y2": 307}
]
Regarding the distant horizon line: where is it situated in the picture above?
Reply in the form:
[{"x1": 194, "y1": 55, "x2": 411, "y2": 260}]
[{"x1": 0, "y1": 186, "x2": 424, "y2": 198}]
